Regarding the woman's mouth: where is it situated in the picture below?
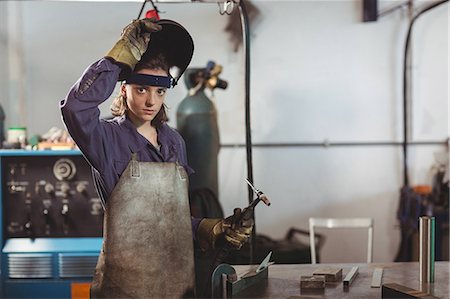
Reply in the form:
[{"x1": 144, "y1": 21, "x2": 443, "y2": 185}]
[{"x1": 143, "y1": 109, "x2": 156, "y2": 115}]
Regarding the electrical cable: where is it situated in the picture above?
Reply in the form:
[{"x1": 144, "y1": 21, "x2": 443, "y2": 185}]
[{"x1": 402, "y1": 0, "x2": 449, "y2": 187}]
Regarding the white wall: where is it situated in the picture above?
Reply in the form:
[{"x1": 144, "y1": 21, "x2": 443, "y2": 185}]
[{"x1": 1, "y1": 0, "x2": 448, "y2": 263}]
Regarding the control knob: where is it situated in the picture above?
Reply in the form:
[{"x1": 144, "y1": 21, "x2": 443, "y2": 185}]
[{"x1": 53, "y1": 159, "x2": 76, "y2": 181}]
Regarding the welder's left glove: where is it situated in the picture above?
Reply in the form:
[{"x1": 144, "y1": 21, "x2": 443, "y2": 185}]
[
  {"x1": 105, "y1": 18, "x2": 161, "y2": 79},
  {"x1": 197, "y1": 208, "x2": 254, "y2": 251}
]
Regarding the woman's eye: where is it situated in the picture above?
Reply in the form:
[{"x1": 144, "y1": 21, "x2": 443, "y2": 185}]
[
  {"x1": 157, "y1": 88, "x2": 167, "y2": 96},
  {"x1": 137, "y1": 87, "x2": 147, "y2": 94}
]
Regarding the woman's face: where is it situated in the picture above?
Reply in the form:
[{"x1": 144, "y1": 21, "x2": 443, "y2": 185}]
[{"x1": 122, "y1": 68, "x2": 168, "y2": 126}]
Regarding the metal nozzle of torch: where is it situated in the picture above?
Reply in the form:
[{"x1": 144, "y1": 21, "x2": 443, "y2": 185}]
[
  {"x1": 228, "y1": 179, "x2": 271, "y2": 229},
  {"x1": 245, "y1": 178, "x2": 271, "y2": 206}
]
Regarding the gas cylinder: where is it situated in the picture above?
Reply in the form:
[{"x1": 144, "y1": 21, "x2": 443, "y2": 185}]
[{"x1": 177, "y1": 68, "x2": 221, "y2": 199}]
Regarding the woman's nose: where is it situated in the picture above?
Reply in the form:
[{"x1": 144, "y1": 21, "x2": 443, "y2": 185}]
[{"x1": 145, "y1": 94, "x2": 155, "y2": 106}]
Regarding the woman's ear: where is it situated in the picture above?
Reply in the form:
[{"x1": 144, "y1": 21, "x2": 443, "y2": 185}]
[{"x1": 120, "y1": 84, "x2": 127, "y2": 97}]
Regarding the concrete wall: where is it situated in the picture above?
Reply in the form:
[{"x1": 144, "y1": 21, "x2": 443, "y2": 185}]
[{"x1": 1, "y1": 0, "x2": 448, "y2": 263}]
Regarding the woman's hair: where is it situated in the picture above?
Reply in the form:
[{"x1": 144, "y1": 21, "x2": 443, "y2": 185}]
[{"x1": 110, "y1": 52, "x2": 170, "y2": 127}]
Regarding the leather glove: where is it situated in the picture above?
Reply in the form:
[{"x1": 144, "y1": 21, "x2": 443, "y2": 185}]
[
  {"x1": 197, "y1": 208, "x2": 254, "y2": 251},
  {"x1": 105, "y1": 18, "x2": 161, "y2": 76}
]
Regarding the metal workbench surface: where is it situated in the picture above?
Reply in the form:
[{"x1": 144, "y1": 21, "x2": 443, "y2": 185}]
[{"x1": 232, "y1": 262, "x2": 449, "y2": 298}]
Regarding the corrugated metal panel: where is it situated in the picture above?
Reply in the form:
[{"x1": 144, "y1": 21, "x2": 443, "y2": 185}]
[
  {"x1": 58, "y1": 254, "x2": 97, "y2": 278},
  {"x1": 8, "y1": 253, "x2": 53, "y2": 278}
]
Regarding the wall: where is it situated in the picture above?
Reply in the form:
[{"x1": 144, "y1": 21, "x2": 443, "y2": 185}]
[{"x1": 1, "y1": 0, "x2": 448, "y2": 263}]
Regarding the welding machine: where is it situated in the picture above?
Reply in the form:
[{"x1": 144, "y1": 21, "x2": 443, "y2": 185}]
[{"x1": 0, "y1": 150, "x2": 103, "y2": 298}]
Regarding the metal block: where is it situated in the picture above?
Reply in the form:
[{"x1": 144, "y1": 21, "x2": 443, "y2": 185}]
[
  {"x1": 313, "y1": 267, "x2": 343, "y2": 282},
  {"x1": 300, "y1": 275, "x2": 325, "y2": 289}
]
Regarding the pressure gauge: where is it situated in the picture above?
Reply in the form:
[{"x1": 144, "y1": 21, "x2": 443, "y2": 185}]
[{"x1": 53, "y1": 158, "x2": 77, "y2": 181}]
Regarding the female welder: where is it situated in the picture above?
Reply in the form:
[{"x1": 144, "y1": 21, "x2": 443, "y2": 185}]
[{"x1": 60, "y1": 18, "x2": 252, "y2": 297}]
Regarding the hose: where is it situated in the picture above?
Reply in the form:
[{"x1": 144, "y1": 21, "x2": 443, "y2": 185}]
[{"x1": 402, "y1": 0, "x2": 449, "y2": 187}]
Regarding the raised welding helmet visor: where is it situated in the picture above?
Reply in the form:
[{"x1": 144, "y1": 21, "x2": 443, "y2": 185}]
[{"x1": 129, "y1": 19, "x2": 194, "y2": 88}]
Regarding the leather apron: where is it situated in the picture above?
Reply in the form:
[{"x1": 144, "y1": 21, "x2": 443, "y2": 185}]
[{"x1": 91, "y1": 158, "x2": 195, "y2": 298}]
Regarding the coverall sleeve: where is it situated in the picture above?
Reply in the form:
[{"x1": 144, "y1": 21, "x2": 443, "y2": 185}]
[
  {"x1": 191, "y1": 217, "x2": 202, "y2": 240},
  {"x1": 60, "y1": 58, "x2": 121, "y2": 172}
]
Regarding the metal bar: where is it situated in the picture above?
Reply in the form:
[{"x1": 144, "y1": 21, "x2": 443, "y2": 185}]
[
  {"x1": 221, "y1": 140, "x2": 448, "y2": 148},
  {"x1": 371, "y1": 268, "x2": 383, "y2": 288},
  {"x1": 368, "y1": 226, "x2": 373, "y2": 263},
  {"x1": 343, "y1": 266, "x2": 359, "y2": 287}
]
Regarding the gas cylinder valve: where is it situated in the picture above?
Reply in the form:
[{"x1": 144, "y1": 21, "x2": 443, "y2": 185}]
[
  {"x1": 188, "y1": 61, "x2": 228, "y2": 95},
  {"x1": 205, "y1": 61, "x2": 228, "y2": 90}
]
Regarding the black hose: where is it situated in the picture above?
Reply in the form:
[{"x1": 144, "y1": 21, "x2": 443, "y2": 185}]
[
  {"x1": 238, "y1": 0, "x2": 255, "y2": 265},
  {"x1": 395, "y1": 0, "x2": 448, "y2": 263},
  {"x1": 137, "y1": 0, "x2": 147, "y2": 19},
  {"x1": 402, "y1": 0, "x2": 448, "y2": 187}
]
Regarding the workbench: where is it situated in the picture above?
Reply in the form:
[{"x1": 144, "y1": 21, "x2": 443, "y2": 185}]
[{"x1": 232, "y1": 262, "x2": 449, "y2": 298}]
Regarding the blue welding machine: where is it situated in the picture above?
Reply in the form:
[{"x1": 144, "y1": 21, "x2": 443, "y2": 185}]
[{"x1": 0, "y1": 150, "x2": 103, "y2": 298}]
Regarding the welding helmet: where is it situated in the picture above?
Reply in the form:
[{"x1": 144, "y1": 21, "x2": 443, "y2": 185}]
[{"x1": 131, "y1": 19, "x2": 194, "y2": 88}]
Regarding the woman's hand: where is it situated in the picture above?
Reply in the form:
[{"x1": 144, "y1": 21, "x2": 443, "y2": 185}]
[
  {"x1": 197, "y1": 211, "x2": 254, "y2": 251},
  {"x1": 105, "y1": 18, "x2": 161, "y2": 79}
]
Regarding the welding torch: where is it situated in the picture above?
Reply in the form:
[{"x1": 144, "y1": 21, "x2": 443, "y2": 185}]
[
  {"x1": 224, "y1": 179, "x2": 271, "y2": 236},
  {"x1": 214, "y1": 179, "x2": 271, "y2": 260},
  {"x1": 245, "y1": 178, "x2": 271, "y2": 207}
]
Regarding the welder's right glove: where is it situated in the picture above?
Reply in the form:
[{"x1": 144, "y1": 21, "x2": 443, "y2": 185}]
[
  {"x1": 197, "y1": 209, "x2": 254, "y2": 252},
  {"x1": 105, "y1": 18, "x2": 161, "y2": 78}
]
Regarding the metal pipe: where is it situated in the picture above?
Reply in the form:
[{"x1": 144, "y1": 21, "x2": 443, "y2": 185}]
[
  {"x1": 141, "y1": 0, "x2": 240, "y2": 3},
  {"x1": 221, "y1": 140, "x2": 448, "y2": 148},
  {"x1": 419, "y1": 216, "x2": 435, "y2": 283}
]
